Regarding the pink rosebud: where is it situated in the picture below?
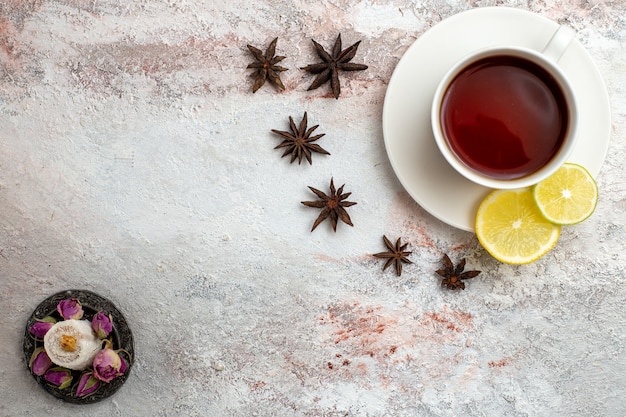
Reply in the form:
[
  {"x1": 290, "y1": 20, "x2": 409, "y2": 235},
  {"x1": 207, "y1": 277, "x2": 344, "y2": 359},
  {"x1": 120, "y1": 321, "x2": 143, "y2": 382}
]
[
  {"x1": 91, "y1": 311, "x2": 113, "y2": 339},
  {"x1": 29, "y1": 319, "x2": 55, "y2": 338},
  {"x1": 119, "y1": 356, "x2": 127, "y2": 374},
  {"x1": 29, "y1": 348, "x2": 53, "y2": 376},
  {"x1": 92, "y1": 348, "x2": 124, "y2": 383},
  {"x1": 44, "y1": 367, "x2": 73, "y2": 389},
  {"x1": 57, "y1": 298, "x2": 84, "y2": 320},
  {"x1": 76, "y1": 372, "x2": 101, "y2": 397}
]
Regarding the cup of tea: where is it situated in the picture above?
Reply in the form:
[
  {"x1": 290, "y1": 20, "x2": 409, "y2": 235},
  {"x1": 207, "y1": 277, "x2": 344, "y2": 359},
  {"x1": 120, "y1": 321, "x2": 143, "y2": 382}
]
[{"x1": 431, "y1": 26, "x2": 579, "y2": 189}]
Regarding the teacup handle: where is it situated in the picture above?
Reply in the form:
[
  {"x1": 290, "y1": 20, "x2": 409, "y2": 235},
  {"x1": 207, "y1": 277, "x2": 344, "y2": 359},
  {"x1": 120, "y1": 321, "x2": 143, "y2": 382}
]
[{"x1": 542, "y1": 25, "x2": 576, "y2": 63}]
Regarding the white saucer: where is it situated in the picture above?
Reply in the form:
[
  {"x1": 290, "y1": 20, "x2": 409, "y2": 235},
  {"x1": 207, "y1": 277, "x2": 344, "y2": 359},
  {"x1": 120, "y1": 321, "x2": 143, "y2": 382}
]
[{"x1": 382, "y1": 7, "x2": 611, "y2": 232}]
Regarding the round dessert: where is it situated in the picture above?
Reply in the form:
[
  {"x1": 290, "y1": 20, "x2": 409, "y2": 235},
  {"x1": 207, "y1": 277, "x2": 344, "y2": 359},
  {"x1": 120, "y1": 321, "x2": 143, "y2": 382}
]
[{"x1": 43, "y1": 319, "x2": 103, "y2": 371}]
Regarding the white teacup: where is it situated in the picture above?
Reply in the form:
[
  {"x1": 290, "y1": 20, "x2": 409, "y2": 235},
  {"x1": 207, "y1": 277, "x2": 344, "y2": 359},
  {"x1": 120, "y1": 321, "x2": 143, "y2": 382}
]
[{"x1": 431, "y1": 26, "x2": 579, "y2": 189}]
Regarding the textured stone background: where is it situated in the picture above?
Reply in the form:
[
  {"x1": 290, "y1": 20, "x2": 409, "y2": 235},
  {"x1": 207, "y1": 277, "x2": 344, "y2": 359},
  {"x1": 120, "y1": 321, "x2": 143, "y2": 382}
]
[{"x1": 1, "y1": 1, "x2": 624, "y2": 416}]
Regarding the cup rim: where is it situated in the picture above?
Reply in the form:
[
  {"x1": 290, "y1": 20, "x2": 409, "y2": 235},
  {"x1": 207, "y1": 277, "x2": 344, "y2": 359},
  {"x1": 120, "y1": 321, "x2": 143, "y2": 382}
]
[{"x1": 431, "y1": 45, "x2": 579, "y2": 189}]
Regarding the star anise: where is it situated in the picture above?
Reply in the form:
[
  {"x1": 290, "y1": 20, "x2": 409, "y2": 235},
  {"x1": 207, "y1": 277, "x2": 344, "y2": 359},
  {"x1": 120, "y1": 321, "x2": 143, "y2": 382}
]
[
  {"x1": 373, "y1": 235, "x2": 413, "y2": 276},
  {"x1": 271, "y1": 112, "x2": 330, "y2": 165},
  {"x1": 301, "y1": 33, "x2": 368, "y2": 99},
  {"x1": 246, "y1": 37, "x2": 288, "y2": 93},
  {"x1": 436, "y1": 254, "x2": 481, "y2": 290},
  {"x1": 301, "y1": 178, "x2": 357, "y2": 232}
]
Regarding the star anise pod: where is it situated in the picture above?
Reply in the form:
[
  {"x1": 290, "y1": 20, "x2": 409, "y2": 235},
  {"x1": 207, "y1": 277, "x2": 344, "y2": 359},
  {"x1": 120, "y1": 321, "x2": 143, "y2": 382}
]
[
  {"x1": 246, "y1": 37, "x2": 288, "y2": 93},
  {"x1": 436, "y1": 254, "x2": 481, "y2": 290},
  {"x1": 301, "y1": 178, "x2": 357, "y2": 232},
  {"x1": 271, "y1": 112, "x2": 330, "y2": 165},
  {"x1": 373, "y1": 235, "x2": 413, "y2": 276},
  {"x1": 301, "y1": 33, "x2": 368, "y2": 99}
]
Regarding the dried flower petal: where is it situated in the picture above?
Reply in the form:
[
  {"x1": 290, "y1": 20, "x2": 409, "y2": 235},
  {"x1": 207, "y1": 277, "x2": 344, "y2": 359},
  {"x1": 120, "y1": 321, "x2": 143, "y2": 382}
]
[
  {"x1": 76, "y1": 372, "x2": 101, "y2": 397},
  {"x1": 29, "y1": 347, "x2": 53, "y2": 376},
  {"x1": 29, "y1": 318, "x2": 56, "y2": 338},
  {"x1": 93, "y1": 348, "x2": 125, "y2": 383},
  {"x1": 119, "y1": 356, "x2": 128, "y2": 374},
  {"x1": 57, "y1": 298, "x2": 84, "y2": 320},
  {"x1": 44, "y1": 367, "x2": 73, "y2": 389},
  {"x1": 91, "y1": 311, "x2": 113, "y2": 339}
]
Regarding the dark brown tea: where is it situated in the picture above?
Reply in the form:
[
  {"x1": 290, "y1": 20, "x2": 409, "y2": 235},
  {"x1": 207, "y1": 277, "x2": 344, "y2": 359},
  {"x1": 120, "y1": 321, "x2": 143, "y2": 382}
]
[{"x1": 440, "y1": 55, "x2": 568, "y2": 179}]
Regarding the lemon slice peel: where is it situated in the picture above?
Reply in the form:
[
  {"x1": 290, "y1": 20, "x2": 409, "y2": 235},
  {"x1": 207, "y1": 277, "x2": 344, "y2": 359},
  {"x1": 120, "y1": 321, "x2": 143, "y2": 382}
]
[
  {"x1": 533, "y1": 163, "x2": 598, "y2": 225},
  {"x1": 476, "y1": 188, "x2": 561, "y2": 265}
]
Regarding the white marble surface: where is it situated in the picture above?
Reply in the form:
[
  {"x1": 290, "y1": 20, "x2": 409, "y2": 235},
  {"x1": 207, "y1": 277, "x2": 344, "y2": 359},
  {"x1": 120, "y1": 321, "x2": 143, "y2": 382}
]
[{"x1": 1, "y1": 1, "x2": 625, "y2": 416}]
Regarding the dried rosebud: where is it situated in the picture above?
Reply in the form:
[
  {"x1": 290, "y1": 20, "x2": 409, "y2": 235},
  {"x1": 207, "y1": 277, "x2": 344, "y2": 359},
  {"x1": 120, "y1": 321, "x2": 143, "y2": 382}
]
[
  {"x1": 91, "y1": 311, "x2": 113, "y2": 339},
  {"x1": 57, "y1": 298, "x2": 84, "y2": 320},
  {"x1": 92, "y1": 348, "x2": 125, "y2": 383},
  {"x1": 119, "y1": 355, "x2": 128, "y2": 374},
  {"x1": 29, "y1": 317, "x2": 56, "y2": 338},
  {"x1": 29, "y1": 347, "x2": 53, "y2": 376},
  {"x1": 44, "y1": 367, "x2": 73, "y2": 389},
  {"x1": 76, "y1": 372, "x2": 101, "y2": 397}
]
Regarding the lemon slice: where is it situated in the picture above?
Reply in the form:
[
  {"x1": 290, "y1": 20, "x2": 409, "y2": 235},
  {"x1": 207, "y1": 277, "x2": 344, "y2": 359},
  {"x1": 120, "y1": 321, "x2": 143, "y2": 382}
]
[
  {"x1": 476, "y1": 188, "x2": 561, "y2": 264},
  {"x1": 533, "y1": 163, "x2": 598, "y2": 225}
]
